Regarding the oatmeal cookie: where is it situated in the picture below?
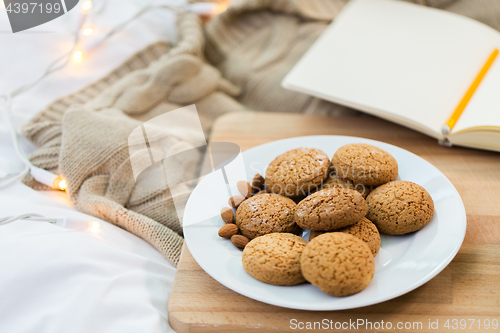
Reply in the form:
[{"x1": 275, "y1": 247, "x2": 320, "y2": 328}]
[
  {"x1": 300, "y1": 233, "x2": 375, "y2": 296},
  {"x1": 331, "y1": 143, "x2": 398, "y2": 186},
  {"x1": 265, "y1": 148, "x2": 330, "y2": 197},
  {"x1": 235, "y1": 193, "x2": 300, "y2": 239},
  {"x1": 366, "y1": 181, "x2": 434, "y2": 235},
  {"x1": 242, "y1": 233, "x2": 307, "y2": 286},
  {"x1": 294, "y1": 188, "x2": 368, "y2": 231},
  {"x1": 309, "y1": 218, "x2": 381, "y2": 255}
]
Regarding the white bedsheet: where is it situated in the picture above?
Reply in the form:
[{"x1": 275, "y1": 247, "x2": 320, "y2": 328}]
[
  {"x1": 0, "y1": 1, "x2": 185, "y2": 331},
  {"x1": 0, "y1": 186, "x2": 177, "y2": 333}
]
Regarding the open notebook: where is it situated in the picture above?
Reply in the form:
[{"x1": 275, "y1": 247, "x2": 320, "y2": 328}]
[{"x1": 282, "y1": 0, "x2": 500, "y2": 152}]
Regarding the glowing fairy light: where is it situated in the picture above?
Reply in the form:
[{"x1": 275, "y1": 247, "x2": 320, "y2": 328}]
[
  {"x1": 82, "y1": 0, "x2": 93, "y2": 11},
  {"x1": 73, "y1": 50, "x2": 83, "y2": 61}
]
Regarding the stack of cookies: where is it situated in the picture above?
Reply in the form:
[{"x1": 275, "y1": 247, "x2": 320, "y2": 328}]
[{"x1": 217, "y1": 143, "x2": 435, "y2": 297}]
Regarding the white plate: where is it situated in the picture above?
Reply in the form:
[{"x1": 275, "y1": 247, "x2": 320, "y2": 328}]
[{"x1": 183, "y1": 136, "x2": 466, "y2": 311}]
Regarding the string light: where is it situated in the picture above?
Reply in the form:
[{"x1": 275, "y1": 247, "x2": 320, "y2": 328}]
[
  {"x1": 54, "y1": 177, "x2": 67, "y2": 191},
  {"x1": 83, "y1": 27, "x2": 93, "y2": 35},
  {"x1": 72, "y1": 50, "x2": 83, "y2": 61},
  {"x1": 82, "y1": 0, "x2": 93, "y2": 12},
  {"x1": 189, "y1": 2, "x2": 229, "y2": 15},
  {"x1": 214, "y1": 2, "x2": 230, "y2": 15},
  {"x1": 89, "y1": 220, "x2": 100, "y2": 232},
  {"x1": 0, "y1": 1, "x2": 233, "y2": 244},
  {"x1": 0, "y1": 1, "x2": 230, "y2": 191},
  {"x1": 29, "y1": 167, "x2": 68, "y2": 191},
  {"x1": 56, "y1": 217, "x2": 100, "y2": 232}
]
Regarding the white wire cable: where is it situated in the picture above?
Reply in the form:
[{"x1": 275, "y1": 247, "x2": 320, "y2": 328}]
[
  {"x1": 89, "y1": 4, "x2": 186, "y2": 46},
  {"x1": 0, "y1": 213, "x2": 101, "y2": 231},
  {"x1": 0, "y1": 1, "x2": 220, "y2": 190},
  {"x1": 0, "y1": 95, "x2": 31, "y2": 189},
  {"x1": 9, "y1": 35, "x2": 80, "y2": 99},
  {"x1": 0, "y1": 3, "x2": 93, "y2": 189},
  {"x1": 0, "y1": 213, "x2": 48, "y2": 226}
]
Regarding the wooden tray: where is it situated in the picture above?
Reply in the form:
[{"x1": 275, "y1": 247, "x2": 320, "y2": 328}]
[{"x1": 168, "y1": 112, "x2": 500, "y2": 332}]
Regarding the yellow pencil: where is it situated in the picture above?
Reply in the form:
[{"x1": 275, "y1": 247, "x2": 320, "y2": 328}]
[{"x1": 442, "y1": 48, "x2": 499, "y2": 135}]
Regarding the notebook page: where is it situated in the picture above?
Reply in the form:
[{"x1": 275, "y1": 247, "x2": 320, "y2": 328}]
[
  {"x1": 452, "y1": 51, "x2": 500, "y2": 134},
  {"x1": 282, "y1": 0, "x2": 500, "y2": 137}
]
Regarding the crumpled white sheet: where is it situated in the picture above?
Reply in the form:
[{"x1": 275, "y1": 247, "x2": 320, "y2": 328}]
[
  {"x1": 0, "y1": 186, "x2": 177, "y2": 333},
  {"x1": 0, "y1": 0, "x2": 186, "y2": 332}
]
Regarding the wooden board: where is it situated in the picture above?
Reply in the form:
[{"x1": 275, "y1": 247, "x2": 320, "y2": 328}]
[{"x1": 168, "y1": 112, "x2": 500, "y2": 333}]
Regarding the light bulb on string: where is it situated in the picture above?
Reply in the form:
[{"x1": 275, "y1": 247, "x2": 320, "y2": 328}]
[
  {"x1": 82, "y1": 0, "x2": 93, "y2": 12},
  {"x1": 29, "y1": 167, "x2": 67, "y2": 191},
  {"x1": 73, "y1": 50, "x2": 83, "y2": 61},
  {"x1": 214, "y1": 2, "x2": 230, "y2": 14},
  {"x1": 53, "y1": 177, "x2": 67, "y2": 191},
  {"x1": 55, "y1": 217, "x2": 100, "y2": 232},
  {"x1": 88, "y1": 221, "x2": 100, "y2": 233},
  {"x1": 188, "y1": 1, "x2": 230, "y2": 15},
  {"x1": 83, "y1": 27, "x2": 93, "y2": 35}
]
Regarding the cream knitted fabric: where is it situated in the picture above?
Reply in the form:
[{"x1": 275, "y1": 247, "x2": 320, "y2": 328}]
[{"x1": 23, "y1": 0, "x2": 500, "y2": 266}]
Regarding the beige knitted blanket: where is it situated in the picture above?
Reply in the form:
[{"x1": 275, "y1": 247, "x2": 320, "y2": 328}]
[{"x1": 22, "y1": 0, "x2": 500, "y2": 266}]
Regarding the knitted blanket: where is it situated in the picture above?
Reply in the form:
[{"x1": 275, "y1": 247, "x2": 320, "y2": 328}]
[{"x1": 22, "y1": 0, "x2": 500, "y2": 266}]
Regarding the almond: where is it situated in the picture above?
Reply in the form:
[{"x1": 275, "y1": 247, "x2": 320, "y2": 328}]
[
  {"x1": 220, "y1": 207, "x2": 234, "y2": 224},
  {"x1": 252, "y1": 173, "x2": 265, "y2": 192},
  {"x1": 228, "y1": 195, "x2": 245, "y2": 208},
  {"x1": 218, "y1": 224, "x2": 239, "y2": 238},
  {"x1": 237, "y1": 180, "x2": 252, "y2": 198},
  {"x1": 231, "y1": 234, "x2": 249, "y2": 248}
]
